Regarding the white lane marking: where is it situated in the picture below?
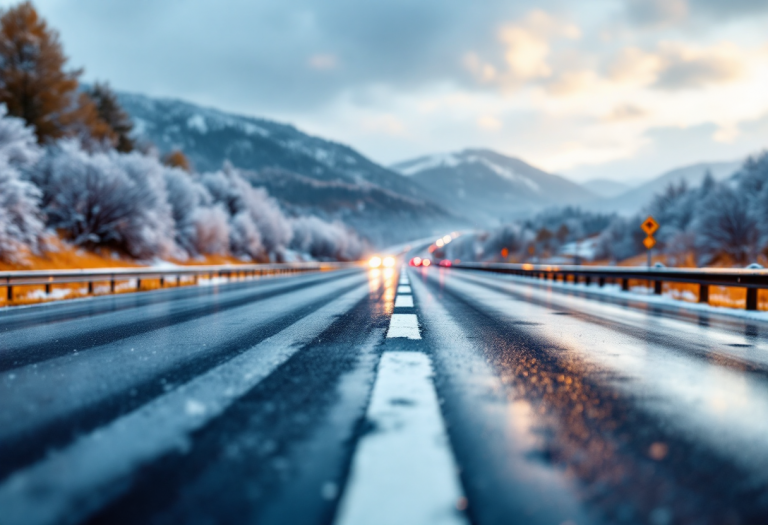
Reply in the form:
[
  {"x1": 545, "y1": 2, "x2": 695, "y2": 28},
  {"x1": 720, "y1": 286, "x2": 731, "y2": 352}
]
[
  {"x1": 386, "y1": 313, "x2": 421, "y2": 339},
  {"x1": 394, "y1": 295, "x2": 414, "y2": 308},
  {"x1": 400, "y1": 272, "x2": 409, "y2": 284},
  {"x1": 0, "y1": 284, "x2": 370, "y2": 525},
  {"x1": 397, "y1": 285, "x2": 412, "y2": 294},
  {"x1": 334, "y1": 352, "x2": 467, "y2": 525}
]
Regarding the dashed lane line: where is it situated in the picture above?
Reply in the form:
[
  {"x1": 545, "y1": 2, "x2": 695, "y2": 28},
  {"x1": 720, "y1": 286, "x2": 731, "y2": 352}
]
[
  {"x1": 334, "y1": 351, "x2": 468, "y2": 525},
  {"x1": 386, "y1": 313, "x2": 421, "y2": 339},
  {"x1": 397, "y1": 285, "x2": 412, "y2": 294},
  {"x1": 394, "y1": 295, "x2": 414, "y2": 308}
]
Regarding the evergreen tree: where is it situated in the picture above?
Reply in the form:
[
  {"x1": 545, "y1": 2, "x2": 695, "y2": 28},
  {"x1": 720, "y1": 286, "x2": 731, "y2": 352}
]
[
  {"x1": 87, "y1": 82, "x2": 134, "y2": 152},
  {"x1": 0, "y1": 2, "x2": 80, "y2": 142}
]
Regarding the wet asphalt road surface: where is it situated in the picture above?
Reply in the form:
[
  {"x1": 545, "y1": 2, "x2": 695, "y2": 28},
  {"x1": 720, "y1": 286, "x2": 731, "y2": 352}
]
[{"x1": 1, "y1": 264, "x2": 768, "y2": 525}]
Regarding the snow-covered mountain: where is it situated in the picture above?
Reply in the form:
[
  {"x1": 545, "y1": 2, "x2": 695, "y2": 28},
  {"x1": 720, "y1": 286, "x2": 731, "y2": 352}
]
[
  {"x1": 591, "y1": 160, "x2": 742, "y2": 215},
  {"x1": 117, "y1": 91, "x2": 461, "y2": 246},
  {"x1": 391, "y1": 149, "x2": 598, "y2": 225}
]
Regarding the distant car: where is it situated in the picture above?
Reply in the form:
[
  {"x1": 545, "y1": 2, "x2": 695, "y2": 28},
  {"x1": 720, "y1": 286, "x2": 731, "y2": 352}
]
[
  {"x1": 421, "y1": 258, "x2": 431, "y2": 267},
  {"x1": 409, "y1": 257, "x2": 422, "y2": 266},
  {"x1": 438, "y1": 259, "x2": 452, "y2": 267}
]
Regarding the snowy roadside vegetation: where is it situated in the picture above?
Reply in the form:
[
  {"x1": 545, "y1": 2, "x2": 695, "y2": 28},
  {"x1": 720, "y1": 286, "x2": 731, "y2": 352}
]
[
  {"x1": 443, "y1": 152, "x2": 768, "y2": 268},
  {"x1": 0, "y1": 2, "x2": 363, "y2": 265}
]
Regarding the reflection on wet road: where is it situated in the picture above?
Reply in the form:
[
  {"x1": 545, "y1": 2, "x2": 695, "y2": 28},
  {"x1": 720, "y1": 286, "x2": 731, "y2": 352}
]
[{"x1": 1, "y1": 265, "x2": 767, "y2": 524}]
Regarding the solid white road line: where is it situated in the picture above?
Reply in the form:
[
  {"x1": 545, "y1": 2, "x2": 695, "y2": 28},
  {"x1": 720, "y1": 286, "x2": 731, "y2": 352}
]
[
  {"x1": 397, "y1": 285, "x2": 412, "y2": 294},
  {"x1": 334, "y1": 352, "x2": 467, "y2": 525},
  {"x1": 0, "y1": 283, "x2": 370, "y2": 525},
  {"x1": 394, "y1": 295, "x2": 414, "y2": 308},
  {"x1": 386, "y1": 313, "x2": 421, "y2": 339}
]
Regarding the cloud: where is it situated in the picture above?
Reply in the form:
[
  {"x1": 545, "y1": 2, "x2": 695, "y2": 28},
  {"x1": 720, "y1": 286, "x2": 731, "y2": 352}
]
[
  {"x1": 308, "y1": 54, "x2": 339, "y2": 71},
  {"x1": 603, "y1": 104, "x2": 648, "y2": 122},
  {"x1": 607, "y1": 43, "x2": 745, "y2": 91},
  {"x1": 626, "y1": 0, "x2": 688, "y2": 27},
  {"x1": 623, "y1": 0, "x2": 768, "y2": 26},
  {"x1": 477, "y1": 115, "x2": 503, "y2": 130},
  {"x1": 464, "y1": 10, "x2": 582, "y2": 91},
  {"x1": 688, "y1": 0, "x2": 768, "y2": 18},
  {"x1": 653, "y1": 44, "x2": 744, "y2": 90},
  {"x1": 608, "y1": 47, "x2": 662, "y2": 85},
  {"x1": 19, "y1": 0, "x2": 768, "y2": 182}
]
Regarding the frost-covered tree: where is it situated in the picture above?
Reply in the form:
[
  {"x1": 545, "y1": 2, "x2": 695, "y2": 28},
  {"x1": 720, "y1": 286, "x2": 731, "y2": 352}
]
[
  {"x1": 596, "y1": 216, "x2": 646, "y2": 262},
  {"x1": 694, "y1": 184, "x2": 758, "y2": 265},
  {"x1": 289, "y1": 216, "x2": 363, "y2": 261},
  {"x1": 30, "y1": 141, "x2": 177, "y2": 259},
  {"x1": 0, "y1": 155, "x2": 43, "y2": 259},
  {"x1": 0, "y1": 104, "x2": 43, "y2": 260},
  {"x1": 200, "y1": 164, "x2": 292, "y2": 259},
  {"x1": 164, "y1": 168, "x2": 228, "y2": 257},
  {"x1": 87, "y1": 82, "x2": 134, "y2": 152}
]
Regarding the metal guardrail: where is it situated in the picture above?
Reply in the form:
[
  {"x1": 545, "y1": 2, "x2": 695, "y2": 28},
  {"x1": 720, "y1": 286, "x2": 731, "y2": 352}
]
[
  {"x1": 452, "y1": 262, "x2": 768, "y2": 311},
  {"x1": 1, "y1": 261, "x2": 361, "y2": 304}
]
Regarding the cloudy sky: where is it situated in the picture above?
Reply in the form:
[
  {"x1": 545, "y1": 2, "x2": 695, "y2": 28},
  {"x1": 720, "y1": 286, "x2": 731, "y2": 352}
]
[{"x1": 9, "y1": 0, "x2": 768, "y2": 182}]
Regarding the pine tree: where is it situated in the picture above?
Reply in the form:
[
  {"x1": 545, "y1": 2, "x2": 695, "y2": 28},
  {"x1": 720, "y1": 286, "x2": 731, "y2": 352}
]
[
  {"x1": 87, "y1": 82, "x2": 134, "y2": 152},
  {"x1": 0, "y1": 2, "x2": 81, "y2": 143}
]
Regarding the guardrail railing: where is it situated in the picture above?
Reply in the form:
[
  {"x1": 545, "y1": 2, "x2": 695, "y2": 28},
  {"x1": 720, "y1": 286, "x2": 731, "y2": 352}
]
[
  {"x1": 1, "y1": 261, "x2": 361, "y2": 305},
  {"x1": 451, "y1": 262, "x2": 768, "y2": 311}
]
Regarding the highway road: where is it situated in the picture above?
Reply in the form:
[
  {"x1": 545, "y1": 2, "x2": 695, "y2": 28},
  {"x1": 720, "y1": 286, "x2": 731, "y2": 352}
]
[{"x1": 2, "y1": 264, "x2": 768, "y2": 524}]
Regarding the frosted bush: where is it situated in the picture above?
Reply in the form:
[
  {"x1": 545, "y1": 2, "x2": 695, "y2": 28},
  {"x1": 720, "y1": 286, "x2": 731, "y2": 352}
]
[
  {"x1": 0, "y1": 106, "x2": 44, "y2": 260},
  {"x1": 190, "y1": 206, "x2": 230, "y2": 256},
  {"x1": 30, "y1": 141, "x2": 177, "y2": 259},
  {"x1": 290, "y1": 216, "x2": 363, "y2": 261},
  {"x1": 200, "y1": 165, "x2": 292, "y2": 259},
  {"x1": 164, "y1": 169, "x2": 229, "y2": 257}
]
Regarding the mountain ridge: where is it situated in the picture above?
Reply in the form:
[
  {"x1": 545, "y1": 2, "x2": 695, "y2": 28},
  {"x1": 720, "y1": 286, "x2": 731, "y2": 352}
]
[
  {"x1": 117, "y1": 90, "x2": 463, "y2": 246},
  {"x1": 588, "y1": 160, "x2": 743, "y2": 215},
  {"x1": 391, "y1": 148, "x2": 598, "y2": 225}
]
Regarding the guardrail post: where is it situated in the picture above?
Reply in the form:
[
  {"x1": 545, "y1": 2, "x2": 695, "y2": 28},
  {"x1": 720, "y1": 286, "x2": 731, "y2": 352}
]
[
  {"x1": 584, "y1": 276, "x2": 591, "y2": 286},
  {"x1": 746, "y1": 288, "x2": 758, "y2": 311},
  {"x1": 621, "y1": 278, "x2": 629, "y2": 292},
  {"x1": 136, "y1": 278, "x2": 142, "y2": 291},
  {"x1": 160, "y1": 277, "x2": 165, "y2": 288},
  {"x1": 111, "y1": 278, "x2": 116, "y2": 293},
  {"x1": 6, "y1": 281, "x2": 12, "y2": 302},
  {"x1": 598, "y1": 277, "x2": 605, "y2": 287},
  {"x1": 699, "y1": 284, "x2": 708, "y2": 304},
  {"x1": 654, "y1": 280, "x2": 662, "y2": 295},
  {"x1": 88, "y1": 281, "x2": 94, "y2": 294},
  {"x1": 45, "y1": 283, "x2": 51, "y2": 295}
]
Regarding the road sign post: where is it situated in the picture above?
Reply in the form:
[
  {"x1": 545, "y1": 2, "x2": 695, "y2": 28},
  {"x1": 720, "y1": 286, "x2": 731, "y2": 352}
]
[{"x1": 641, "y1": 216, "x2": 659, "y2": 269}]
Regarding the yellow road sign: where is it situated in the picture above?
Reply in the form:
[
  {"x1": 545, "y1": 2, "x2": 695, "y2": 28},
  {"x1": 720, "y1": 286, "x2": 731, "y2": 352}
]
[
  {"x1": 643, "y1": 236, "x2": 656, "y2": 250},
  {"x1": 641, "y1": 216, "x2": 659, "y2": 236}
]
